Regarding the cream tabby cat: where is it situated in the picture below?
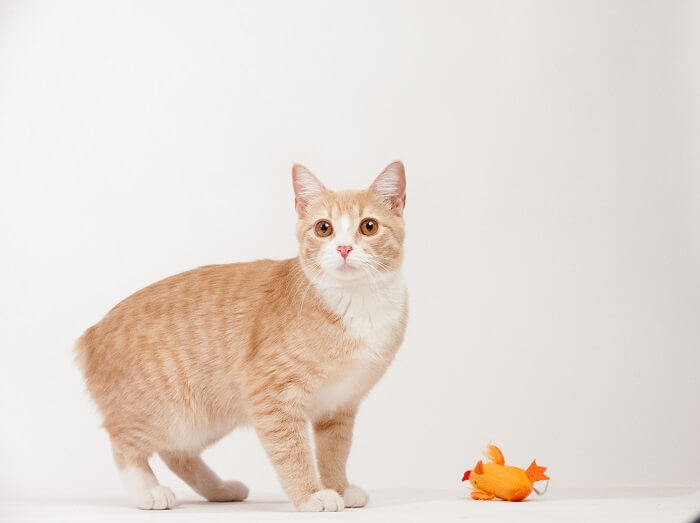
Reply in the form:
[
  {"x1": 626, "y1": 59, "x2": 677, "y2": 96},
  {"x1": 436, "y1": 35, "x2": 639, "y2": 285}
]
[{"x1": 76, "y1": 162, "x2": 408, "y2": 511}]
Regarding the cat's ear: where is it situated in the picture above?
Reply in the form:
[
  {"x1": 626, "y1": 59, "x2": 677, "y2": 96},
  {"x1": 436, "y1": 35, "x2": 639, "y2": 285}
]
[
  {"x1": 292, "y1": 164, "x2": 326, "y2": 216},
  {"x1": 370, "y1": 161, "x2": 406, "y2": 214}
]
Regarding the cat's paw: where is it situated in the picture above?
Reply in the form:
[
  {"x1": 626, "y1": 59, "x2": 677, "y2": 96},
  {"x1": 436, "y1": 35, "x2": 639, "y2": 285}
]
[
  {"x1": 134, "y1": 485, "x2": 177, "y2": 510},
  {"x1": 343, "y1": 484, "x2": 369, "y2": 508},
  {"x1": 297, "y1": 489, "x2": 345, "y2": 512},
  {"x1": 205, "y1": 480, "x2": 249, "y2": 502}
]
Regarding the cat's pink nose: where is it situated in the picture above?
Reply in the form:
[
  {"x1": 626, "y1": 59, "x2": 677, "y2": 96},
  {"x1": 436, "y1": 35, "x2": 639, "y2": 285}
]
[{"x1": 337, "y1": 245, "x2": 353, "y2": 260}]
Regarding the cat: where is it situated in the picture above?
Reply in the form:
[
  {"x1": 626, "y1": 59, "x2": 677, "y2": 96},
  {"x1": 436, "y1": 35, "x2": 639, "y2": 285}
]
[{"x1": 75, "y1": 161, "x2": 408, "y2": 511}]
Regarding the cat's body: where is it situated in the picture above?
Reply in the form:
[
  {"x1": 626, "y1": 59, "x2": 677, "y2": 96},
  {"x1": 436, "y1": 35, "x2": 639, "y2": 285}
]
[
  {"x1": 76, "y1": 162, "x2": 408, "y2": 511},
  {"x1": 77, "y1": 259, "x2": 406, "y2": 456}
]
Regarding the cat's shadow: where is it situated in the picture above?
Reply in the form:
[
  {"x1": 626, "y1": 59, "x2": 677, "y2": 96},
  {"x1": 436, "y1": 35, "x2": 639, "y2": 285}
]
[
  {"x1": 176, "y1": 489, "x2": 462, "y2": 512},
  {"x1": 178, "y1": 498, "x2": 291, "y2": 513}
]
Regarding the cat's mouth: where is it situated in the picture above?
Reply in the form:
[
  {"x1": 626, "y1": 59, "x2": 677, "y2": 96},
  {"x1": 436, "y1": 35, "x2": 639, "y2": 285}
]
[
  {"x1": 337, "y1": 262, "x2": 357, "y2": 272},
  {"x1": 330, "y1": 260, "x2": 366, "y2": 279}
]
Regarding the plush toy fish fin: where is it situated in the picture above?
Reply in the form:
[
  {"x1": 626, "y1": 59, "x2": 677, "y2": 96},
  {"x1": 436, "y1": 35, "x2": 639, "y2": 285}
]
[
  {"x1": 473, "y1": 460, "x2": 484, "y2": 474},
  {"x1": 525, "y1": 460, "x2": 549, "y2": 482},
  {"x1": 471, "y1": 489, "x2": 495, "y2": 500},
  {"x1": 485, "y1": 444, "x2": 505, "y2": 465}
]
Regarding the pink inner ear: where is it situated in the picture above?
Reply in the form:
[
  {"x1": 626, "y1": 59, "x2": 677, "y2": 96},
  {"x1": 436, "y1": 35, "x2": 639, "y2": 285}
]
[
  {"x1": 371, "y1": 161, "x2": 406, "y2": 211},
  {"x1": 292, "y1": 164, "x2": 325, "y2": 215}
]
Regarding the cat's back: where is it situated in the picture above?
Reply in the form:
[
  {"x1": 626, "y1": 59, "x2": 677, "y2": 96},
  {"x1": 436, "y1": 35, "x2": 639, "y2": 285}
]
[{"x1": 75, "y1": 258, "x2": 295, "y2": 378}]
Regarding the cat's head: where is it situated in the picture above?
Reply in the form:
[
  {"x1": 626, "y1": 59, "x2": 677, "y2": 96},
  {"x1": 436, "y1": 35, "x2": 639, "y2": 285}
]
[{"x1": 292, "y1": 161, "x2": 406, "y2": 285}]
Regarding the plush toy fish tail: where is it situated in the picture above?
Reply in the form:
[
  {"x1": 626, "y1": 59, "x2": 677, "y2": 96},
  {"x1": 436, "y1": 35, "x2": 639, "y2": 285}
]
[{"x1": 525, "y1": 460, "x2": 550, "y2": 483}]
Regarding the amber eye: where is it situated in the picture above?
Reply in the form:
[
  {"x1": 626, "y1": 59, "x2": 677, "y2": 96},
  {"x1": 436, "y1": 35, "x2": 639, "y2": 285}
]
[
  {"x1": 360, "y1": 218, "x2": 378, "y2": 236},
  {"x1": 314, "y1": 220, "x2": 333, "y2": 237}
]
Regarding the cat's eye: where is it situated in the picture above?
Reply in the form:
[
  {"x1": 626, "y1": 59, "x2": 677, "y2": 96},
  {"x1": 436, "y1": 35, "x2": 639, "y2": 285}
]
[
  {"x1": 360, "y1": 218, "x2": 378, "y2": 236},
  {"x1": 314, "y1": 220, "x2": 333, "y2": 237}
]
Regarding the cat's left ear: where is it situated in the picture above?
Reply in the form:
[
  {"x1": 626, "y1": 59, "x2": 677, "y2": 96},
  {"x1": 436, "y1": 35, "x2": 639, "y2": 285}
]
[
  {"x1": 370, "y1": 161, "x2": 406, "y2": 215},
  {"x1": 292, "y1": 164, "x2": 326, "y2": 217}
]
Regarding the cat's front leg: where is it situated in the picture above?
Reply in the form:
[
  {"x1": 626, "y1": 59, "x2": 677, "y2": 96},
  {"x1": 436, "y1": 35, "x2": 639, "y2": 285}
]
[
  {"x1": 252, "y1": 400, "x2": 344, "y2": 511},
  {"x1": 313, "y1": 407, "x2": 369, "y2": 508}
]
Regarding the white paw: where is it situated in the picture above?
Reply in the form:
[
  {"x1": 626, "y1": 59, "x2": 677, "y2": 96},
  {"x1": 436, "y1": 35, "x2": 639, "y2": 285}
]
[
  {"x1": 134, "y1": 485, "x2": 176, "y2": 510},
  {"x1": 297, "y1": 489, "x2": 345, "y2": 512},
  {"x1": 343, "y1": 484, "x2": 369, "y2": 508},
  {"x1": 205, "y1": 480, "x2": 249, "y2": 502}
]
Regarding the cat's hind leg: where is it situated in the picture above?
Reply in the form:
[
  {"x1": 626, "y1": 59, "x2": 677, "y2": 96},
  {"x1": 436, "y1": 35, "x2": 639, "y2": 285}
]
[
  {"x1": 160, "y1": 451, "x2": 249, "y2": 502},
  {"x1": 111, "y1": 439, "x2": 176, "y2": 510}
]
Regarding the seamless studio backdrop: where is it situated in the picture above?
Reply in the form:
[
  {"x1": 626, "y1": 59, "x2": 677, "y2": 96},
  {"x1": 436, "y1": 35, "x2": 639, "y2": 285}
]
[{"x1": 1, "y1": 0, "x2": 699, "y2": 503}]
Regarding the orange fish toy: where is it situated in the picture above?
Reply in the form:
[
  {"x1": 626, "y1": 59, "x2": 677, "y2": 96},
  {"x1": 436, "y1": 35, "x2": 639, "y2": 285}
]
[{"x1": 462, "y1": 445, "x2": 549, "y2": 501}]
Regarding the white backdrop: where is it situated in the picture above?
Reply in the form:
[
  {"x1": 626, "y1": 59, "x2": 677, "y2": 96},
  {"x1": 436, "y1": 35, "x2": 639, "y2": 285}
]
[{"x1": 1, "y1": 0, "x2": 699, "y2": 502}]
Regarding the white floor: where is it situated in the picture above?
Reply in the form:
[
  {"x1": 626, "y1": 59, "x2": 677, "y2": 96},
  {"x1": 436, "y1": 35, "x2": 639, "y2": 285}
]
[{"x1": 2, "y1": 488, "x2": 699, "y2": 523}]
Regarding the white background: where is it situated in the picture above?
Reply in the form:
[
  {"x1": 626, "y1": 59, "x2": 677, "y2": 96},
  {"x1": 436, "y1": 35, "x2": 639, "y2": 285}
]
[{"x1": 1, "y1": 0, "x2": 699, "y2": 503}]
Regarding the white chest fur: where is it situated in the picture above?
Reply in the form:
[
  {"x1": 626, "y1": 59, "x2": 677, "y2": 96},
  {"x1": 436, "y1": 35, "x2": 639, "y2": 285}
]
[{"x1": 309, "y1": 271, "x2": 406, "y2": 418}]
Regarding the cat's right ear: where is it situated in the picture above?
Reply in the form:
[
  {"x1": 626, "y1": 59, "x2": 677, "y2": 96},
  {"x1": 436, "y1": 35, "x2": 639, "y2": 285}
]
[{"x1": 292, "y1": 164, "x2": 326, "y2": 217}]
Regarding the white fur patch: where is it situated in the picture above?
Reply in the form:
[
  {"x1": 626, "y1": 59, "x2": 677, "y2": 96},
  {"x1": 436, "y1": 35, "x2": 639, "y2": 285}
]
[
  {"x1": 310, "y1": 360, "x2": 368, "y2": 418},
  {"x1": 120, "y1": 466, "x2": 176, "y2": 510},
  {"x1": 164, "y1": 414, "x2": 240, "y2": 452},
  {"x1": 297, "y1": 489, "x2": 345, "y2": 512},
  {"x1": 310, "y1": 271, "x2": 405, "y2": 417},
  {"x1": 317, "y1": 270, "x2": 406, "y2": 346},
  {"x1": 336, "y1": 214, "x2": 353, "y2": 245},
  {"x1": 120, "y1": 466, "x2": 157, "y2": 495},
  {"x1": 343, "y1": 484, "x2": 369, "y2": 507}
]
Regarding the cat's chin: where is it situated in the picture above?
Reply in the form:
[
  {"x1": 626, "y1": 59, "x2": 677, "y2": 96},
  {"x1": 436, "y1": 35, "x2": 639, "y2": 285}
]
[
  {"x1": 320, "y1": 265, "x2": 369, "y2": 284},
  {"x1": 325, "y1": 267, "x2": 400, "y2": 288},
  {"x1": 330, "y1": 268, "x2": 364, "y2": 281}
]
